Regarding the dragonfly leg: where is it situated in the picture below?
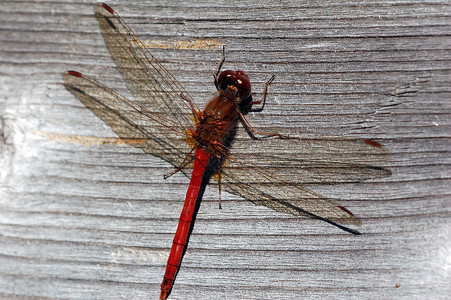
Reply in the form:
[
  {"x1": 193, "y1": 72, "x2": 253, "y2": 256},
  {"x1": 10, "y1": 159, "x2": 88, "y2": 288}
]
[
  {"x1": 248, "y1": 75, "x2": 276, "y2": 113},
  {"x1": 239, "y1": 75, "x2": 298, "y2": 139},
  {"x1": 238, "y1": 111, "x2": 297, "y2": 140},
  {"x1": 213, "y1": 46, "x2": 226, "y2": 90},
  {"x1": 163, "y1": 147, "x2": 196, "y2": 179}
]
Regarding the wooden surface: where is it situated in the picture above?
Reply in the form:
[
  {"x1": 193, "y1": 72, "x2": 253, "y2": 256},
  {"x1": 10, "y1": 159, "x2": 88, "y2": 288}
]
[{"x1": 1, "y1": 1, "x2": 450, "y2": 299}]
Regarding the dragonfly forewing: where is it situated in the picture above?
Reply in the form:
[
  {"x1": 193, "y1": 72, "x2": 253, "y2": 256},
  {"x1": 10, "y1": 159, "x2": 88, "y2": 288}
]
[{"x1": 94, "y1": 3, "x2": 197, "y2": 133}]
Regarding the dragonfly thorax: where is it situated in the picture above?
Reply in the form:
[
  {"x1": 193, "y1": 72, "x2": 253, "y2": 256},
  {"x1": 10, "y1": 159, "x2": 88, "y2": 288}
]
[{"x1": 191, "y1": 95, "x2": 240, "y2": 156}]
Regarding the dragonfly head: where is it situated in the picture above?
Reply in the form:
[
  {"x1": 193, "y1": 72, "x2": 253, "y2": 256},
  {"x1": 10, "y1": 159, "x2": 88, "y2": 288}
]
[{"x1": 217, "y1": 70, "x2": 251, "y2": 101}]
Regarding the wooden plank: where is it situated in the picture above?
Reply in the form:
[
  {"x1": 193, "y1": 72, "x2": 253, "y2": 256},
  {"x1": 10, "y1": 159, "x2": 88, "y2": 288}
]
[{"x1": 0, "y1": 1, "x2": 450, "y2": 299}]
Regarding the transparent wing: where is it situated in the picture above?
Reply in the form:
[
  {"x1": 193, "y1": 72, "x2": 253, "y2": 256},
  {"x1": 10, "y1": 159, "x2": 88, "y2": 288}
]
[
  {"x1": 220, "y1": 134, "x2": 391, "y2": 231},
  {"x1": 94, "y1": 3, "x2": 197, "y2": 133},
  {"x1": 62, "y1": 71, "x2": 194, "y2": 171},
  {"x1": 222, "y1": 168, "x2": 363, "y2": 232},
  {"x1": 228, "y1": 133, "x2": 391, "y2": 184}
]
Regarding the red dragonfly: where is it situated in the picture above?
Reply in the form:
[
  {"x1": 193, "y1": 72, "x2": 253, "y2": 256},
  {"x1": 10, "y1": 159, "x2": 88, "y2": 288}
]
[{"x1": 63, "y1": 3, "x2": 391, "y2": 299}]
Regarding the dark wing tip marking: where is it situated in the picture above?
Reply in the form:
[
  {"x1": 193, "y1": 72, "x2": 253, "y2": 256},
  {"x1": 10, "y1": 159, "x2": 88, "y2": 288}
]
[
  {"x1": 338, "y1": 205, "x2": 355, "y2": 217},
  {"x1": 95, "y1": 3, "x2": 116, "y2": 29},
  {"x1": 67, "y1": 70, "x2": 82, "y2": 77},
  {"x1": 281, "y1": 200, "x2": 361, "y2": 235},
  {"x1": 100, "y1": 3, "x2": 114, "y2": 15},
  {"x1": 364, "y1": 139, "x2": 383, "y2": 148},
  {"x1": 62, "y1": 71, "x2": 86, "y2": 96}
]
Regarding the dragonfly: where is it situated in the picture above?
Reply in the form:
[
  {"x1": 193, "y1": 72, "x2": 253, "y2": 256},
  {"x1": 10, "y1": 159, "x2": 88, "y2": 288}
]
[{"x1": 62, "y1": 3, "x2": 391, "y2": 299}]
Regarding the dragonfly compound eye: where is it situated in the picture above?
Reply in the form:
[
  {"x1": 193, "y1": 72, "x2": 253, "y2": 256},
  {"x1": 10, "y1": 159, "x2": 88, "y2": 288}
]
[{"x1": 217, "y1": 70, "x2": 251, "y2": 100}]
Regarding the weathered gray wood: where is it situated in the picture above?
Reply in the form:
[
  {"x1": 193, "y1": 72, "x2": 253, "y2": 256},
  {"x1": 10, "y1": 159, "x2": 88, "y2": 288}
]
[{"x1": 0, "y1": 0, "x2": 450, "y2": 299}]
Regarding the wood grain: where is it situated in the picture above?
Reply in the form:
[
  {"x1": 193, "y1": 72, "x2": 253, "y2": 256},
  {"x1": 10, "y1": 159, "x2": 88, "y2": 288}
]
[{"x1": 0, "y1": 1, "x2": 450, "y2": 299}]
